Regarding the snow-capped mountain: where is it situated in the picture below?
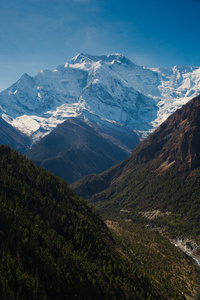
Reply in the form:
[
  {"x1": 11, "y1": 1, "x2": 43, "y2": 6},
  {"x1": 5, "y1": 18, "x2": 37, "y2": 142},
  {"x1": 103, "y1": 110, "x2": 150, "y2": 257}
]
[{"x1": 1, "y1": 53, "x2": 200, "y2": 143}]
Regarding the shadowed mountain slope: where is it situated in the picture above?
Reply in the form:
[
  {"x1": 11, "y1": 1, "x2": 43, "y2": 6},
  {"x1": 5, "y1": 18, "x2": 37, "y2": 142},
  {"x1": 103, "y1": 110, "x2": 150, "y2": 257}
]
[
  {"x1": 26, "y1": 117, "x2": 139, "y2": 183},
  {"x1": 0, "y1": 117, "x2": 30, "y2": 153}
]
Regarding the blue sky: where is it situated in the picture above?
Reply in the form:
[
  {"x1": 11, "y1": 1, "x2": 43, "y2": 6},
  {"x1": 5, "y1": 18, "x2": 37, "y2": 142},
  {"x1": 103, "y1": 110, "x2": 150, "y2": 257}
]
[{"x1": 0, "y1": 0, "x2": 200, "y2": 91}]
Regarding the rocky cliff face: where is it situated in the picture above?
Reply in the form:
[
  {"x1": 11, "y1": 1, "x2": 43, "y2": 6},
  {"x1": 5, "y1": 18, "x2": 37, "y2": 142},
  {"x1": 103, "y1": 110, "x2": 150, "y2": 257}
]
[{"x1": 131, "y1": 95, "x2": 200, "y2": 170}]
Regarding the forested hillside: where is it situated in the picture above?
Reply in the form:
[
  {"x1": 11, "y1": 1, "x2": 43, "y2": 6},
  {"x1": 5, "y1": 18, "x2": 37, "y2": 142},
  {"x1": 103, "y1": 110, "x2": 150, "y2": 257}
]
[{"x1": 0, "y1": 145, "x2": 162, "y2": 300}]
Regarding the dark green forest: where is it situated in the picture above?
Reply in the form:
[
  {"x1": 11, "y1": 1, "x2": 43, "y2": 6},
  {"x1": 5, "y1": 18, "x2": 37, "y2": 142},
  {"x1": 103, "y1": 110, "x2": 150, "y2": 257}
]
[
  {"x1": 0, "y1": 145, "x2": 159, "y2": 300},
  {"x1": 0, "y1": 145, "x2": 199, "y2": 299}
]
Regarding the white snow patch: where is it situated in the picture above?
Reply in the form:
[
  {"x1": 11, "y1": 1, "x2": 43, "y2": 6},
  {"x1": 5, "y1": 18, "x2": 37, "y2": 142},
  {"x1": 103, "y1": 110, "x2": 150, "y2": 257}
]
[
  {"x1": 2, "y1": 113, "x2": 13, "y2": 123},
  {"x1": 11, "y1": 115, "x2": 40, "y2": 135}
]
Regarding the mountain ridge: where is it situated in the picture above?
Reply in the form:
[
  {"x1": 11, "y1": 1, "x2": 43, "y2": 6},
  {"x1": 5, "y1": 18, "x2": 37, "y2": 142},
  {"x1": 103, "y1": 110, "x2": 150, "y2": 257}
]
[{"x1": 26, "y1": 117, "x2": 139, "y2": 183}]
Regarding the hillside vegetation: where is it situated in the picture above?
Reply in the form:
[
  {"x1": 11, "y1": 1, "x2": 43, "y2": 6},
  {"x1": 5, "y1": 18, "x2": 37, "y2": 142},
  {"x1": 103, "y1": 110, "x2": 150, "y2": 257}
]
[{"x1": 1, "y1": 145, "x2": 200, "y2": 299}]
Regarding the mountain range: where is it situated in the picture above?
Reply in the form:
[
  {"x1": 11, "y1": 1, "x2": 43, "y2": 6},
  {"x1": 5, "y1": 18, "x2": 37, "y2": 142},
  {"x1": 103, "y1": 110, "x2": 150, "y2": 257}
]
[
  {"x1": 1, "y1": 53, "x2": 200, "y2": 298},
  {"x1": 1, "y1": 53, "x2": 200, "y2": 145},
  {"x1": 1, "y1": 53, "x2": 200, "y2": 181}
]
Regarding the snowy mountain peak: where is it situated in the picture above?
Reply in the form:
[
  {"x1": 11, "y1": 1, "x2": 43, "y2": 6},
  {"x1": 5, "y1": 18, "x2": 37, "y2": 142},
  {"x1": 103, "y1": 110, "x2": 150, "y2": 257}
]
[
  {"x1": 69, "y1": 53, "x2": 134, "y2": 67},
  {"x1": 69, "y1": 53, "x2": 92, "y2": 64},
  {"x1": 17, "y1": 73, "x2": 34, "y2": 86},
  {"x1": 0, "y1": 53, "x2": 200, "y2": 144}
]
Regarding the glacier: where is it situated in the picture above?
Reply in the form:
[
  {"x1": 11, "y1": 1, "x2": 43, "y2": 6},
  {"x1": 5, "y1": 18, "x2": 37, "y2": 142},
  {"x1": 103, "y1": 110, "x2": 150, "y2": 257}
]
[{"x1": 0, "y1": 53, "x2": 200, "y2": 143}]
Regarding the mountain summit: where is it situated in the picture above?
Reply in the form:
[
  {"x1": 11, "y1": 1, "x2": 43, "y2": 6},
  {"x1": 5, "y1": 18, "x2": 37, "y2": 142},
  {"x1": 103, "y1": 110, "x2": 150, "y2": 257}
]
[
  {"x1": 68, "y1": 53, "x2": 135, "y2": 66},
  {"x1": 1, "y1": 53, "x2": 200, "y2": 145}
]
